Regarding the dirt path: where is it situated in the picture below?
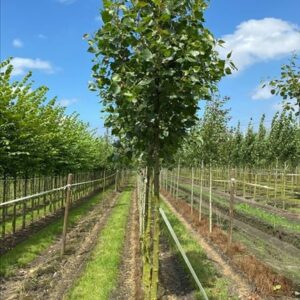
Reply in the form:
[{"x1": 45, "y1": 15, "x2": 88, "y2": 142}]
[
  {"x1": 0, "y1": 191, "x2": 119, "y2": 300},
  {"x1": 110, "y1": 190, "x2": 142, "y2": 300},
  {"x1": 160, "y1": 193, "x2": 261, "y2": 300}
]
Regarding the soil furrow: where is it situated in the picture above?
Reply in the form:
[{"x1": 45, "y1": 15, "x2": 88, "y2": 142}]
[
  {"x1": 161, "y1": 192, "x2": 263, "y2": 300},
  {"x1": 0, "y1": 191, "x2": 118, "y2": 300}
]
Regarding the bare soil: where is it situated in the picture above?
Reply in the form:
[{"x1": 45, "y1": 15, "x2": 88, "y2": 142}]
[
  {"x1": 158, "y1": 236, "x2": 196, "y2": 300},
  {"x1": 161, "y1": 190, "x2": 296, "y2": 299},
  {"x1": 0, "y1": 191, "x2": 119, "y2": 300}
]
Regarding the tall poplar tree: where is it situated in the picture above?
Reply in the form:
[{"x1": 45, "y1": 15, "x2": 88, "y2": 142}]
[{"x1": 87, "y1": 1, "x2": 231, "y2": 297}]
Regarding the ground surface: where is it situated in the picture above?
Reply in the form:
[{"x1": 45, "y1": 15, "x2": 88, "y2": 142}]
[
  {"x1": 161, "y1": 192, "x2": 259, "y2": 300},
  {"x1": 158, "y1": 237, "x2": 196, "y2": 300},
  {"x1": 161, "y1": 190, "x2": 300, "y2": 299},
  {"x1": 0, "y1": 191, "x2": 118, "y2": 300},
  {"x1": 109, "y1": 190, "x2": 142, "y2": 300},
  {"x1": 175, "y1": 184, "x2": 300, "y2": 287}
]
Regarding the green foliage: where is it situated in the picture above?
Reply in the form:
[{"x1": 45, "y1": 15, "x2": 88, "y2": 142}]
[
  {"x1": 267, "y1": 54, "x2": 300, "y2": 119},
  {"x1": 178, "y1": 96, "x2": 231, "y2": 166},
  {"x1": 0, "y1": 59, "x2": 113, "y2": 176},
  {"x1": 88, "y1": 0, "x2": 230, "y2": 165},
  {"x1": 178, "y1": 98, "x2": 300, "y2": 168}
]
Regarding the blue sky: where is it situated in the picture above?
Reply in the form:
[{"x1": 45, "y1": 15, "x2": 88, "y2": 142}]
[{"x1": 1, "y1": 0, "x2": 300, "y2": 134}]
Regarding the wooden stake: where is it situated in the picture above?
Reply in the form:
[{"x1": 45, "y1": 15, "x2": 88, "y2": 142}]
[
  {"x1": 228, "y1": 171, "x2": 235, "y2": 248},
  {"x1": 61, "y1": 173, "x2": 72, "y2": 257},
  {"x1": 191, "y1": 167, "x2": 194, "y2": 213},
  {"x1": 209, "y1": 165, "x2": 212, "y2": 234},
  {"x1": 103, "y1": 169, "x2": 106, "y2": 193},
  {"x1": 176, "y1": 161, "x2": 180, "y2": 200},
  {"x1": 199, "y1": 161, "x2": 204, "y2": 221},
  {"x1": 253, "y1": 173, "x2": 257, "y2": 201},
  {"x1": 115, "y1": 170, "x2": 118, "y2": 192}
]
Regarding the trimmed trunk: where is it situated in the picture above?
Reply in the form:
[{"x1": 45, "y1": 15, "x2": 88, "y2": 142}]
[{"x1": 143, "y1": 167, "x2": 152, "y2": 298}]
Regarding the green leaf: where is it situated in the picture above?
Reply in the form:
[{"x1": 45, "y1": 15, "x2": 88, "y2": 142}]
[
  {"x1": 140, "y1": 48, "x2": 153, "y2": 61},
  {"x1": 190, "y1": 50, "x2": 200, "y2": 57},
  {"x1": 225, "y1": 67, "x2": 232, "y2": 75},
  {"x1": 136, "y1": 1, "x2": 148, "y2": 8},
  {"x1": 138, "y1": 78, "x2": 152, "y2": 86},
  {"x1": 110, "y1": 82, "x2": 121, "y2": 94},
  {"x1": 112, "y1": 74, "x2": 121, "y2": 82},
  {"x1": 101, "y1": 10, "x2": 113, "y2": 23}
]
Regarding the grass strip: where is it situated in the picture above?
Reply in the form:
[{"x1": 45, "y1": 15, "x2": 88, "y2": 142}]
[
  {"x1": 160, "y1": 200, "x2": 237, "y2": 300},
  {"x1": 177, "y1": 182, "x2": 300, "y2": 233},
  {"x1": 67, "y1": 189, "x2": 132, "y2": 300},
  {"x1": 0, "y1": 188, "x2": 114, "y2": 277}
]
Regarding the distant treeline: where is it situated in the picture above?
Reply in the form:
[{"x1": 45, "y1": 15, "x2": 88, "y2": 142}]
[{"x1": 178, "y1": 97, "x2": 300, "y2": 168}]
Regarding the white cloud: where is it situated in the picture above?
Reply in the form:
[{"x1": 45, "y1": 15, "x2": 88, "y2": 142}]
[
  {"x1": 251, "y1": 84, "x2": 274, "y2": 100},
  {"x1": 11, "y1": 57, "x2": 54, "y2": 76},
  {"x1": 12, "y1": 38, "x2": 23, "y2": 48},
  {"x1": 59, "y1": 98, "x2": 78, "y2": 107},
  {"x1": 57, "y1": 0, "x2": 76, "y2": 4},
  {"x1": 37, "y1": 34, "x2": 47, "y2": 39},
  {"x1": 218, "y1": 18, "x2": 300, "y2": 72}
]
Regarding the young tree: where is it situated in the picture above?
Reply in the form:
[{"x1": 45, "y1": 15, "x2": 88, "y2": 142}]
[
  {"x1": 230, "y1": 122, "x2": 243, "y2": 167},
  {"x1": 198, "y1": 96, "x2": 231, "y2": 166},
  {"x1": 268, "y1": 110, "x2": 298, "y2": 167},
  {"x1": 253, "y1": 114, "x2": 267, "y2": 168},
  {"x1": 267, "y1": 54, "x2": 300, "y2": 126},
  {"x1": 240, "y1": 120, "x2": 256, "y2": 168},
  {"x1": 87, "y1": 1, "x2": 231, "y2": 297}
]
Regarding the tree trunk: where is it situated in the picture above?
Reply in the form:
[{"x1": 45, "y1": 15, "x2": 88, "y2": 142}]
[{"x1": 143, "y1": 167, "x2": 152, "y2": 298}]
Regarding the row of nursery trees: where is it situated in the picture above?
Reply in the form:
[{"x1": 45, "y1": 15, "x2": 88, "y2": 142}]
[
  {"x1": 89, "y1": 0, "x2": 299, "y2": 299},
  {"x1": 0, "y1": 60, "x2": 113, "y2": 178},
  {"x1": 178, "y1": 96, "x2": 300, "y2": 169}
]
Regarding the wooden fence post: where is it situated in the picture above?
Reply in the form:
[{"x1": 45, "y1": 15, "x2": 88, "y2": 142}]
[
  {"x1": 199, "y1": 161, "x2": 203, "y2": 221},
  {"x1": 176, "y1": 162, "x2": 180, "y2": 200},
  {"x1": 191, "y1": 167, "x2": 194, "y2": 214},
  {"x1": 2, "y1": 176, "x2": 7, "y2": 238},
  {"x1": 242, "y1": 169, "x2": 246, "y2": 199},
  {"x1": 103, "y1": 169, "x2": 106, "y2": 193},
  {"x1": 228, "y1": 172, "x2": 235, "y2": 248},
  {"x1": 61, "y1": 173, "x2": 73, "y2": 257},
  {"x1": 253, "y1": 172, "x2": 258, "y2": 201},
  {"x1": 115, "y1": 170, "x2": 118, "y2": 192}
]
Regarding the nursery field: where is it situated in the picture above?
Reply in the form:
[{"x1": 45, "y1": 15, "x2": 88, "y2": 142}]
[
  {"x1": 1, "y1": 0, "x2": 300, "y2": 299},
  {"x1": 161, "y1": 168, "x2": 300, "y2": 288}
]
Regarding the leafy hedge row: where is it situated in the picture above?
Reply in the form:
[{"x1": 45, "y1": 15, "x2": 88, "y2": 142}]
[{"x1": 0, "y1": 59, "x2": 112, "y2": 177}]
